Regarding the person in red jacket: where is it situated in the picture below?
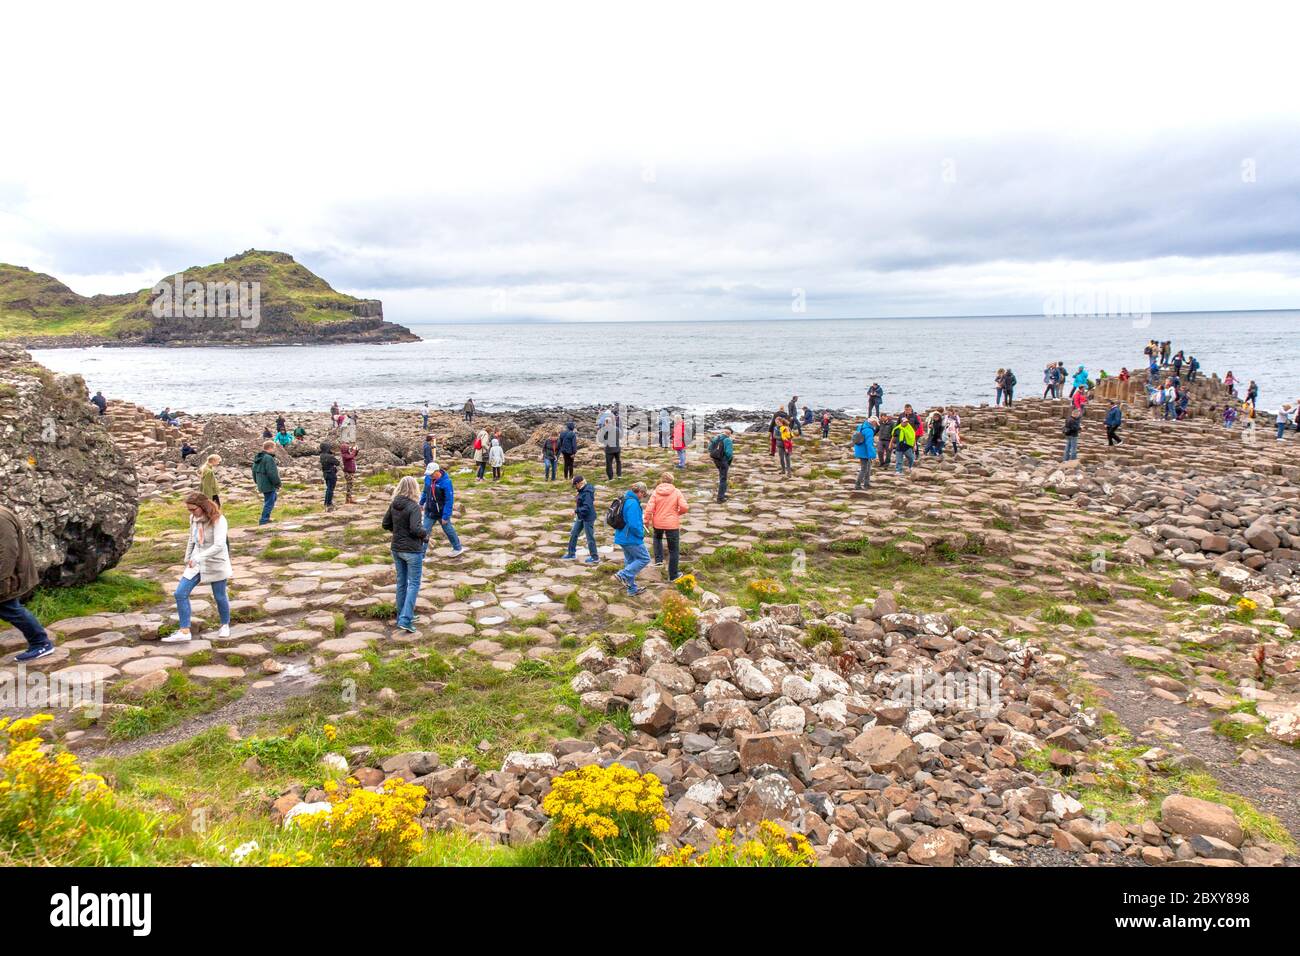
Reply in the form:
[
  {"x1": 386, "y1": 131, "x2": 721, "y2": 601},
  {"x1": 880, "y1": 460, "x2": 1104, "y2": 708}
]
[
  {"x1": 671, "y1": 415, "x2": 688, "y2": 468},
  {"x1": 340, "y1": 442, "x2": 358, "y2": 503}
]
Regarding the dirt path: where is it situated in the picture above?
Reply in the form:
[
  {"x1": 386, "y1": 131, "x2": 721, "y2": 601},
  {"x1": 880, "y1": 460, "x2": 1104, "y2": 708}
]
[
  {"x1": 82, "y1": 667, "x2": 323, "y2": 761},
  {"x1": 1082, "y1": 648, "x2": 1300, "y2": 845}
]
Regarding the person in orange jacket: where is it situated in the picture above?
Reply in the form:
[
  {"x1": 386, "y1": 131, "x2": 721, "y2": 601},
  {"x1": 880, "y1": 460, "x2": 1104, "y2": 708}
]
[{"x1": 646, "y1": 471, "x2": 690, "y2": 581}]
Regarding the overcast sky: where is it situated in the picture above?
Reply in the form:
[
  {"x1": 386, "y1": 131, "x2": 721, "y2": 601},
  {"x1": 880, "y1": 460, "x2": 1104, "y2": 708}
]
[{"x1": 2, "y1": 1, "x2": 1298, "y2": 322}]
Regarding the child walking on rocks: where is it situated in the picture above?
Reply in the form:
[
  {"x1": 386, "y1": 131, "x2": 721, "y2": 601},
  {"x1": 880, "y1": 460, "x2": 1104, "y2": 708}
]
[
  {"x1": 488, "y1": 437, "x2": 505, "y2": 480},
  {"x1": 164, "y1": 493, "x2": 232, "y2": 643}
]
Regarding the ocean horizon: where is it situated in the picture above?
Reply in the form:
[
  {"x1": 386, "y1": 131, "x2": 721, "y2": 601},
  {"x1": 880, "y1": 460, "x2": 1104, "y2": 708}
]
[{"x1": 32, "y1": 310, "x2": 1300, "y2": 416}]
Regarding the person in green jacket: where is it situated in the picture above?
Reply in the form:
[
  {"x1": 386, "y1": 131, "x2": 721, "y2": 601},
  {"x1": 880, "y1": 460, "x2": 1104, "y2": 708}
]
[
  {"x1": 891, "y1": 418, "x2": 917, "y2": 473},
  {"x1": 252, "y1": 441, "x2": 282, "y2": 525},
  {"x1": 200, "y1": 454, "x2": 221, "y2": 505}
]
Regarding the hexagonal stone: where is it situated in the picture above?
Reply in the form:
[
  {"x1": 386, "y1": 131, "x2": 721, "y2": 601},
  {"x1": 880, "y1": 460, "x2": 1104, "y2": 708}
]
[
  {"x1": 61, "y1": 631, "x2": 127, "y2": 652},
  {"x1": 157, "y1": 640, "x2": 213, "y2": 658},
  {"x1": 224, "y1": 643, "x2": 271, "y2": 659},
  {"x1": 122, "y1": 656, "x2": 183, "y2": 676},
  {"x1": 468, "y1": 639, "x2": 504, "y2": 656},
  {"x1": 188, "y1": 664, "x2": 246, "y2": 681},
  {"x1": 122, "y1": 669, "x2": 170, "y2": 697},
  {"x1": 281, "y1": 578, "x2": 321, "y2": 596},
  {"x1": 80, "y1": 645, "x2": 149, "y2": 666},
  {"x1": 47, "y1": 616, "x2": 114, "y2": 639},
  {"x1": 275, "y1": 629, "x2": 326, "y2": 645},
  {"x1": 318, "y1": 636, "x2": 372, "y2": 654},
  {"x1": 263, "y1": 597, "x2": 302, "y2": 614},
  {"x1": 52, "y1": 663, "x2": 120, "y2": 682},
  {"x1": 433, "y1": 623, "x2": 475, "y2": 638}
]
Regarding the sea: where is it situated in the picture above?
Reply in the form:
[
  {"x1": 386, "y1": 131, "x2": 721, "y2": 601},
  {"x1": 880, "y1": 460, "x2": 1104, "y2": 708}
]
[{"x1": 30, "y1": 311, "x2": 1300, "y2": 416}]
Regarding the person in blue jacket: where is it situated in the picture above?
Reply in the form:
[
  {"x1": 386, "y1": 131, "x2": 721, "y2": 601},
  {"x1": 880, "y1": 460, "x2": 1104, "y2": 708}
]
[
  {"x1": 613, "y1": 482, "x2": 650, "y2": 596},
  {"x1": 562, "y1": 475, "x2": 600, "y2": 563},
  {"x1": 420, "y1": 463, "x2": 464, "y2": 557},
  {"x1": 851, "y1": 417, "x2": 877, "y2": 490},
  {"x1": 1105, "y1": 401, "x2": 1123, "y2": 446},
  {"x1": 558, "y1": 421, "x2": 579, "y2": 480},
  {"x1": 1070, "y1": 366, "x2": 1089, "y2": 398}
]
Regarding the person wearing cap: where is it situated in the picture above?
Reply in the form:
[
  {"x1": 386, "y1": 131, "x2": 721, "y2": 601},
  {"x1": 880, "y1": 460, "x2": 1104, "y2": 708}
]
[
  {"x1": 562, "y1": 475, "x2": 600, "y2": 564},
  {"x1": 851, "y1": 416, "x2": 877, "y2": 490},
  {"x1": 420, "y1": 462, "x2": 464, "y2": 557},
  {"x1": 614, "y1": 482, "x2": 650, "y2": 595}
]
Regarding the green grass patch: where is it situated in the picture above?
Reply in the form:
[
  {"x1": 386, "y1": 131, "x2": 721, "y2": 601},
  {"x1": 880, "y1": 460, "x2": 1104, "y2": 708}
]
[{"x1": 26, "y1": 572, "x2": 163, "y2": 625}]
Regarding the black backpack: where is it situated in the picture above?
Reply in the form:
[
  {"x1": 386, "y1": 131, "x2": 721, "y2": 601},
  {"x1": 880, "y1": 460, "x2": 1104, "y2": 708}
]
[
  {"x1": 605, "y1": 495, "x2": 626, "y2": 530},
  {"x1": 708, "y1": 436, "x2": 727, "y2": 462}
]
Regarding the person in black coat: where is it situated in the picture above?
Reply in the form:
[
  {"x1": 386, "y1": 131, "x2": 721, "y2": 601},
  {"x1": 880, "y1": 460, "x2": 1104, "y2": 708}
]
[
  {"x1": 320, "y1": 442, "x2": 340, "y2": 510},
  {"x1": 558, "y1": 421, "x2": 579, "y2": 480},
  {"x1": 383, "y1": 476, "x2": 427, "y2": 632}
]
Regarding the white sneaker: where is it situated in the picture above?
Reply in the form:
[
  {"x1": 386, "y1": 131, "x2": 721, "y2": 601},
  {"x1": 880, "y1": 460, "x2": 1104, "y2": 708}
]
[
  {"x1": 450, "y1": 548, "x2": 466, "y2": 557},
  {"x1": 218, "y1": 624, "x2": 231, "y2": 638},
  {"x1": 162, "y1": 628, "x2": 193, "y2": 644}
]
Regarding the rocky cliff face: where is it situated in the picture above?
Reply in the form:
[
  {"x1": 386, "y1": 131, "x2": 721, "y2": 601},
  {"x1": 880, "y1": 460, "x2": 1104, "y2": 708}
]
[{"x1": 0, "y1": 344, "x2": 138, "y2": 585}]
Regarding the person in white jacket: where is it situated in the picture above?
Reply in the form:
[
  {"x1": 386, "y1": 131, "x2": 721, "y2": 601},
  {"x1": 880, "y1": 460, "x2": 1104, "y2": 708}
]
[
  {"x1": 164, "y1": 492, "x2": 233, "y2": 643},
  {"x1": 488, "y1": 437, "x2": 506, "y2": 480}
]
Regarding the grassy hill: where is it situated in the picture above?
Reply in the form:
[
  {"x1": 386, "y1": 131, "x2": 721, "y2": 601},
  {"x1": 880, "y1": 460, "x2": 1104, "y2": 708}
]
[{"x1": 0, "y1": 250, "x2": 415, "y2": 346}]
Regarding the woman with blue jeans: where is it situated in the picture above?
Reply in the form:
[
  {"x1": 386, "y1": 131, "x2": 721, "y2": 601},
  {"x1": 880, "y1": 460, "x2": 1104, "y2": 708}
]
[
  {"x1": 163, "y1": 493, "x2": 232, "y2": 643},
  {"x1": 383, "y1": 476, "x2": 427, "y2": 632}
]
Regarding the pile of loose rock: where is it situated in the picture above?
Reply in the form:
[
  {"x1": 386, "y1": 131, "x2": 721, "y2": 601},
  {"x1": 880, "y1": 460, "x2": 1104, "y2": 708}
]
[{"x1": 270, "y1": 594, "x2": 1288, "y2": 866}]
